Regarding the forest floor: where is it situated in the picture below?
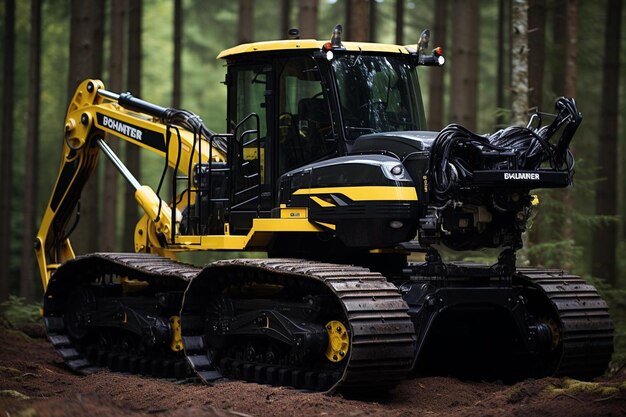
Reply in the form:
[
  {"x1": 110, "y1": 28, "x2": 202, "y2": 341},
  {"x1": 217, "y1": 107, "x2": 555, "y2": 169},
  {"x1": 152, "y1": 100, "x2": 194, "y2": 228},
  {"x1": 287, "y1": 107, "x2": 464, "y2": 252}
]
[{"x1": 1, "y1": 322, "x2": 625, "y2": 417}]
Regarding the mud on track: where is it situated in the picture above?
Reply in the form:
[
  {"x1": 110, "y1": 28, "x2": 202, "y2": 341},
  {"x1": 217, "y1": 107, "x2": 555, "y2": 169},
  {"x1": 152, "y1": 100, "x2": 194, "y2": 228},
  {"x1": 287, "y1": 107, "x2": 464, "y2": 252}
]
[{"x1": 1, "y1": 325, "x2": 625, "y2": 417}]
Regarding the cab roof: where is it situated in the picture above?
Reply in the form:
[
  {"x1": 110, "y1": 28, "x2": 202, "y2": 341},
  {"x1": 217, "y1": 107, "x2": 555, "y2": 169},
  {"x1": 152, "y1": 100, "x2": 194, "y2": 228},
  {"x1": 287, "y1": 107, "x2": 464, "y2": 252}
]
[{"x1": 217, "y1": 39, "x2": 413, "y2": 59}]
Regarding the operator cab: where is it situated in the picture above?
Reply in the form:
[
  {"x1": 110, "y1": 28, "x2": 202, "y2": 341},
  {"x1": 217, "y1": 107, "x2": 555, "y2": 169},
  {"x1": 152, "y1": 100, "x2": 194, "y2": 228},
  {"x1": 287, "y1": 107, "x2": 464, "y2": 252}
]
[{"x1": 219, "y1": 26, "x2": 439, "y2": 234}]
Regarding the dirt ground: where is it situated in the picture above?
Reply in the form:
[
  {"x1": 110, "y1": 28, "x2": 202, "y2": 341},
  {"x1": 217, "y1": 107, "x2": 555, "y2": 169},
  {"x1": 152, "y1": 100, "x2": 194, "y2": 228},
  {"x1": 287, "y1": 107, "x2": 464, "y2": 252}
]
[{"x1": 1, "y1": 324, "x2": 625, "y2": 417}]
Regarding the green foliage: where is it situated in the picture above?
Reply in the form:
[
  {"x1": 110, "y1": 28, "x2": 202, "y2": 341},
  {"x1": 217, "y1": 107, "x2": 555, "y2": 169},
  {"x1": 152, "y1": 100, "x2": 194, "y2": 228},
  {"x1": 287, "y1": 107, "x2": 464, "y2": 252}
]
[
  {"x1": 528, "y1": 157, "x2": 620, "y2": 274},
  {"x1": 493, "y1": 107, "x2": 512, "y2": 128},
  {"x1": 0, "y1": 296, "x2": 41, "y2": 327},
  {"x1": 525, "y1": 239, "x2": 583, "y2": 269},
  {"x1": 0, "y1": 390, "x2": 31, "y2": 400},
  {"x1": 547, "y1": 377, "x2": 621, "y2": 398}
]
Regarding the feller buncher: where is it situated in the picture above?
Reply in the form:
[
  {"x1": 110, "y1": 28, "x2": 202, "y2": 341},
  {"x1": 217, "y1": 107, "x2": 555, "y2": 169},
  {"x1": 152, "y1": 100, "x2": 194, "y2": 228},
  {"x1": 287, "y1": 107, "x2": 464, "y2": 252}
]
[{"x1": 37, "y1": 27, "x2": 613, "y2": 393}]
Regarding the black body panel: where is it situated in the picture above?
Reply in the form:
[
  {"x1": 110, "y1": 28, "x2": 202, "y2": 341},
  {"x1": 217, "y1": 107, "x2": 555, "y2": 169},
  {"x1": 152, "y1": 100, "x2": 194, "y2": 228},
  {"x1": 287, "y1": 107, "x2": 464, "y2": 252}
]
[{"x1": 277, "y1": 155, "x2": 419, "y2": 248}]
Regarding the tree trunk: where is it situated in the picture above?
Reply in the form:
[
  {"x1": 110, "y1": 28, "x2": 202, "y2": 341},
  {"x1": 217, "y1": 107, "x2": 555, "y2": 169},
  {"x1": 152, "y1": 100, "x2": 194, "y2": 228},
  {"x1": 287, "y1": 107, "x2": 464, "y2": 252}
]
[
  {"x1": 67, "y1": 0, "x2": 104, "y2": 94},
  {"x1": 449, "y1": 0, "x2": 479, "y2": 131},
  {"x1": 343, "y1": 0, "x2": 351, "y2": 39},
  {"x1": 511, "y1": 0, "x2": 529, "y2": 126},
  {"x1": 238, "y1": 0, "x2": 254, "y2": 44},
  {"x1": 299, "y1": 0, "x2": 318, "y2": 39},
  {"x1": 558, "y1": 0, "x2": 578, "y2": 255},
  {"x1": 102, "y1": 0, "x2": 126, "y2": 253},
  {"x1": 369, "y1": 0, "x2": 377, "y2": 42},
  {"x1": 551, "y1": 0, "x2": 566, "y2": 96},
  {"x1": 591, "y1": 0, "x2": 622, "y2": 285},
  {"x1": 527, "y1": 0, "x2": 545, "y2": 109},
  {"x1": 526, "y1": 0, "x2": 545, "y2": 265},
  {"x1": 563, "y1": 0, "x2": 577, "y2": 99},
  {"x1": 428, "y1": 0, "x2": 447, "y2": 130},
  {"x1": 496, "y1": 0, "x2": 509, "y2": 127},
  {"x1": 68, "y1": 0, "x2": 104, "y2": 255},
  {"x1": 395, "y1": 0, "x2": 404, "y2": 45},
  {"x1": 281, "y1": 0, "x2": 291, "y2": 38},
  {"x1": 19, "y1": 0, "x2": 42, "y2": 301},
  {"x1": 123, "y1": 0, "x2": 143, "y2": 253},
  {"x1": 1, "y1": 0, "x2": 16, "y2": 301},
  {"x1": 173, "y1": 0, "x2": 182, "y2": 109},
  {"x1": 349, "y1": 0, "x2": 368, "y2": 42}
]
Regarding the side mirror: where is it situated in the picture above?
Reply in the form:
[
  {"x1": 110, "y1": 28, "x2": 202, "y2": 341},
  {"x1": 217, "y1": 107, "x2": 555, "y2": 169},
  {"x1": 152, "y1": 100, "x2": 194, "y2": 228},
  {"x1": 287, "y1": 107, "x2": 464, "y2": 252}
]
[
  {"x1": 415, "y1": 29, "x2": 445, "y2": 67},
  {"x1": 417, "y1": 29, "x2": 430, "y2": 55},
  {"x1": 321, "y1": 24, "x2": 345, "y2": 60}
]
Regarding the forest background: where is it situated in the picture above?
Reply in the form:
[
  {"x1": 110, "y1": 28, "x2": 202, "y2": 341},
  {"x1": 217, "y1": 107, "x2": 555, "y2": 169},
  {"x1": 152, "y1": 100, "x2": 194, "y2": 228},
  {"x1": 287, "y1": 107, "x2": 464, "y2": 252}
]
[{"x1": 1, "y1": 0, "x2": 625, "y2": 366}]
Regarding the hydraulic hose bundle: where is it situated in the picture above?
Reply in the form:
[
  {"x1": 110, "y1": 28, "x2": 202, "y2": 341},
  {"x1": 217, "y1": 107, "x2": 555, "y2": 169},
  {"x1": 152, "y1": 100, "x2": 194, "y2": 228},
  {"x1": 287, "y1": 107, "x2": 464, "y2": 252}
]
[{"x1": 428, "y1": 98, "x2": 581, "y2": 202}]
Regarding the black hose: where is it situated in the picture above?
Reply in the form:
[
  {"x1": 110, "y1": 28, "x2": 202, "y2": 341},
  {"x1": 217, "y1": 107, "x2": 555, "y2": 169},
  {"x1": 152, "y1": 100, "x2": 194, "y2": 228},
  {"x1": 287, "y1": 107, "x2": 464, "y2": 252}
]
[{"x1": 428, "y1": 99, "x2": 579, "y2": 201}]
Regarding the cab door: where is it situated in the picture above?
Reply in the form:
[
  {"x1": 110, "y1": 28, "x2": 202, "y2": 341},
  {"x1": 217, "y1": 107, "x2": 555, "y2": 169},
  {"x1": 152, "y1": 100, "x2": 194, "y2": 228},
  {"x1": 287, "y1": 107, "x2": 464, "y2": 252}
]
[
  {"x1": 226, "y1": 62, "x2": 274, "y2": 233},
  {"x1": 276, "y1": 55, "x2": 338, "y2": 175}
]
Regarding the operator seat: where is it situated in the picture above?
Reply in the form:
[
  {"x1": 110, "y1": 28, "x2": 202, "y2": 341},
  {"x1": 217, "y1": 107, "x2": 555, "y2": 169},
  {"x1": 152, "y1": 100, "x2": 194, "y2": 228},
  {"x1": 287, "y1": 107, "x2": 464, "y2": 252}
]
[{"x1": 297, "y1": 97, "x2": 331, "y2": 156}]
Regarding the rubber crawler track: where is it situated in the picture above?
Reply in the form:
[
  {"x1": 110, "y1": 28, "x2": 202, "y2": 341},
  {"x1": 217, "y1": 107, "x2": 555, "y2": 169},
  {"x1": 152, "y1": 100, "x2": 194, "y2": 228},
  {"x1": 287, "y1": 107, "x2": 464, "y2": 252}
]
[
  {"x1": 43, "y1": 253, "x2": 199, "y2": 378},
  {"x1": 515, "y1": 268, "x2": 614, "y2": 379},
  {"x1": 43, "y1": 254, "x2": 417, "y2": 392},
  {"x1": 43, "y1": 255, "x2": 613, "y2": 389},
  {"x1": 181, "y1": 258, "x2": 417, "y2": 392}
]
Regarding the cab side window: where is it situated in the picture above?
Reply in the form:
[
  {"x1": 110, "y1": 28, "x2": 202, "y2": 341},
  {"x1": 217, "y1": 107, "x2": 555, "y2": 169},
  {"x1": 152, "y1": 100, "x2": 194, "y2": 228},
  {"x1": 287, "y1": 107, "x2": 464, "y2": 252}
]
[{"x1": 277, "y1": 57, "x2": 335, "y2": 174}]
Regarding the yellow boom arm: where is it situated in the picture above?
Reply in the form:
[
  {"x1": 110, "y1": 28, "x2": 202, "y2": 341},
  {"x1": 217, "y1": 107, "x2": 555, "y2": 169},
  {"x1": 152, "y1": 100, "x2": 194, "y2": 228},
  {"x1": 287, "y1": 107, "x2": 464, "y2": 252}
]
[{"x1": 35, "y1": 79, "x2": 226, "y2": 291}]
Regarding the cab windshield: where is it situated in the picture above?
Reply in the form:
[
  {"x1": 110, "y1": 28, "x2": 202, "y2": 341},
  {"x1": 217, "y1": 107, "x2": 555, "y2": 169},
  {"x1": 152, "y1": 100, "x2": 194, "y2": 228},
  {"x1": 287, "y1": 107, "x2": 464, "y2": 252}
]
[{"x1": 331, "y1": 53, "x2": 426, "y2": 139}]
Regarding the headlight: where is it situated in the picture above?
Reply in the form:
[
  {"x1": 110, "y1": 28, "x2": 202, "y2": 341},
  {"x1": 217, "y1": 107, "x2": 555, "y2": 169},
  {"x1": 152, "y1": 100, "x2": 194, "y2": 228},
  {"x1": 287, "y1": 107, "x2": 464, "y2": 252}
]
[
  {"x1": 389, "y1": 220, "x2": 404, "y2": 229},
  {"x1": 391, "y1": 165, "x2": 403, "y2": 176}
]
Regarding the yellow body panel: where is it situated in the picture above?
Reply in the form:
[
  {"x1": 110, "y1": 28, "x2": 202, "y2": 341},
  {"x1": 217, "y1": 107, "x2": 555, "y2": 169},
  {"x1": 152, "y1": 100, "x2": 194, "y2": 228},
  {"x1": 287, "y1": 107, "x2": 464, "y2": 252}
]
[
  {"x1": 167, "y1": 218, "x2": 322, "y2": 252},
  {"x1": 217, "y1": 40, "x2": 410, "y2": 59},
  {"x1": 280, "y1": 207, "x2": 308, "y2": 219},
  {"x1": 310, "y1": 195, "x2": 336, "y2": 207},
  {"x1": 293, "y1": 186, "x2": 418, "y2": 202}
]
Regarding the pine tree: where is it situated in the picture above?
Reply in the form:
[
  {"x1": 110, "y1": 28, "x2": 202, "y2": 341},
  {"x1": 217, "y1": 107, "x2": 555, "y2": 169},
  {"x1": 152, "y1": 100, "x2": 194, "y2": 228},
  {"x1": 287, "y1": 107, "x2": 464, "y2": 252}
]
[
  {"x1": 511, "y1": 0, "x2": 529, "y2": 126},
  {"x1": 1, "y1": 0, "x2": 16, "y2": 301},
  {"x1": 123, "y1": 0, "x2": 143, "y2": 252},
  {"x1": 592, "y1": 0, "x2": 622, "y2": 285},
  {"x1": 67, "y1": 0, "x2": 104, "y2": 254},
  {"x1": 428, "y1": 0, "x2": 447, "y2": 130},
  {"x1": 20, "y1": 0, "x2": 42, "y2": 301},
  {"x1": 449, "y1": 0, "x2": 479, "y2": 131},
  {"x1": 299, "y1": 0, "x2": 318, "y2": 39},
  {"x1": 238, "y1": 0, "x2": 254, "y2": 44},
  {"x1": 102, "y1": 0, "x2": 125, "y2": 253}
]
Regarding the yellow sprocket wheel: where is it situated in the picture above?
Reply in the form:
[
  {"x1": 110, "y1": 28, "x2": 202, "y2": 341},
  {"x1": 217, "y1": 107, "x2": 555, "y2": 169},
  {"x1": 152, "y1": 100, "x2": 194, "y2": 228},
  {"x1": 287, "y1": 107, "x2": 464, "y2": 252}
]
[
  {"x1": 325, "y1": 320, "x2": 349, "y2": 362},
  {"x1": 541, "y1": 316, "x2": 561, "y2": 351}
]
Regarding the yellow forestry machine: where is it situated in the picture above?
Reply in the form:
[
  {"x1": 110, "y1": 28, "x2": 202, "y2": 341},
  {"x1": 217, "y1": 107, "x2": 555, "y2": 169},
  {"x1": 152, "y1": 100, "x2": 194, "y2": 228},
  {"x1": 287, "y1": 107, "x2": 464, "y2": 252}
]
[{"x1": 36, "y1": 26, "x2": 613, "y2": 393}]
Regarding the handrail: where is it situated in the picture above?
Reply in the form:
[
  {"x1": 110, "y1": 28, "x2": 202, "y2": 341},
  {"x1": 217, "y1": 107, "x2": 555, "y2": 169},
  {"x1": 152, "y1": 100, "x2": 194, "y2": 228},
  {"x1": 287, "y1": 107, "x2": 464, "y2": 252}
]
[{"x1": 230, "y1": 112, "x2": 261, "y2": 215}]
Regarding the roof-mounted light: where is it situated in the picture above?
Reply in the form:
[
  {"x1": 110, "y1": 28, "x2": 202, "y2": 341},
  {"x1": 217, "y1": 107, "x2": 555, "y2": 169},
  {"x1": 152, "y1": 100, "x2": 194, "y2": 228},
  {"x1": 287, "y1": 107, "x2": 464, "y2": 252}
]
[
  {"x1": 432, "y1": 47, "x2": 445, "y2": 65},
  {"x1": 288, "y1": 28, "x2": 300, "y2": 40}
]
